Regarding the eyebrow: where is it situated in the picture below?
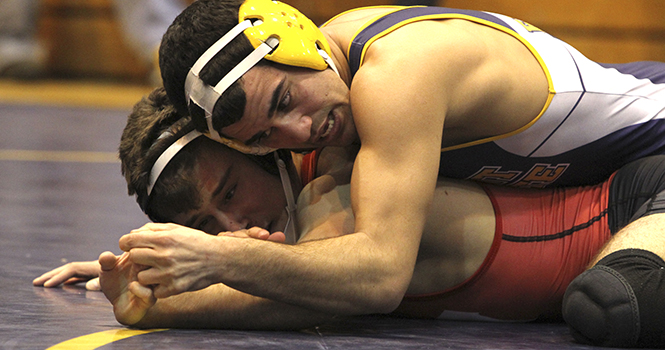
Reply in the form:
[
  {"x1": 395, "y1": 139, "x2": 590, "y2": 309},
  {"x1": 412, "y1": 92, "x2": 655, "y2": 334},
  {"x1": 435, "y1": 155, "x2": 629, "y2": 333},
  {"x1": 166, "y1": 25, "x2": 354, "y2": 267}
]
[
  {"x1": 184, "y1": 163, "x2": 234, "y2": 228},
  {"x1": 244, "y1": 77, "x2": 286, "y2": 146}
]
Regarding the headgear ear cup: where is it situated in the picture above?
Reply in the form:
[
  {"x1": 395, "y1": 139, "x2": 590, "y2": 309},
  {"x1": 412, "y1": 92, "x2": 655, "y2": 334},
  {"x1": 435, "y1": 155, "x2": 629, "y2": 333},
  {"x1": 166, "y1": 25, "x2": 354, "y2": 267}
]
[{"x1": 240, "y1": 0, "x2": 333, "y2": 70}]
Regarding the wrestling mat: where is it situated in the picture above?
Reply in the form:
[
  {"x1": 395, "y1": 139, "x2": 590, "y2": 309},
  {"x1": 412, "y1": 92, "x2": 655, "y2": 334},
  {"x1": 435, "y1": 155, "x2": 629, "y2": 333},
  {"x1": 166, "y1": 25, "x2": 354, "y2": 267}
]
[{"x1": 0, "y1": 83, "x2": 631, "y2": 349}]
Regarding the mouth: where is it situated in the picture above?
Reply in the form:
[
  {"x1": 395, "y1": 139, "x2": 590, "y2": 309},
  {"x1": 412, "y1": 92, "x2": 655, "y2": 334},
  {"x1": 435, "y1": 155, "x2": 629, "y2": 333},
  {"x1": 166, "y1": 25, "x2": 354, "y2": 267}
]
[
  {"x1": 321, "y1": 114, "x2": 335, "y2": 138},
  {"x1": 314, "y1": 110, "x2": 339, "y2": 144}
]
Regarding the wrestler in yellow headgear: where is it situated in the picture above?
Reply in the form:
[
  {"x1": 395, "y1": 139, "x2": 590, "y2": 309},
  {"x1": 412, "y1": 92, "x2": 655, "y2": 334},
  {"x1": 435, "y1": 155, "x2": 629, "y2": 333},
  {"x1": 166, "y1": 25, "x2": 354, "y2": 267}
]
[{"x1": 184, "y1": 0, "x2": 338, "y2": 155}]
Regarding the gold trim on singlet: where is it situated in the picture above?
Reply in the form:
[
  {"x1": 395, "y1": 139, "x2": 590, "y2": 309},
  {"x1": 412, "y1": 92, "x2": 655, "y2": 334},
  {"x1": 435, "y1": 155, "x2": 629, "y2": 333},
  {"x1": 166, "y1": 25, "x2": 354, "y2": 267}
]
[{"x1": 323, "y1": 7, "x2": 556, "y2": 152}]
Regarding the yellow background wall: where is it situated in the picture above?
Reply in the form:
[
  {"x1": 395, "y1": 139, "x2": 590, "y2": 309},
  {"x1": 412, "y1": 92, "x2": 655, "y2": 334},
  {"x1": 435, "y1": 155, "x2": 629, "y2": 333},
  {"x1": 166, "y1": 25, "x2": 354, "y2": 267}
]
[
  {"x1": 289, "y1": 0, "x2": 665, "y2": 63},
  {"x1": 442, "y1": 0, "x2": 665, "y2": 63},
  {"x1": 39, "y1": 0, "x2": 150, "y2": 81},
  {"x1": 38, "y1": 0, "x2": 665, "y2": 82}
]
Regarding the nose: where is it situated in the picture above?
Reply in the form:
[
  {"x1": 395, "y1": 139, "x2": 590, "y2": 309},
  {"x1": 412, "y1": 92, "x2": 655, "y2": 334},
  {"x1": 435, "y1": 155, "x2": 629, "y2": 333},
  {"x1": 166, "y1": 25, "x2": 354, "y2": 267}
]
[
  {"x1": 215, "y1": 211, "x2": 249, "y2": 232},
  {"x1": 274, "y1": 113, "x2": 312, "y2": 145}
]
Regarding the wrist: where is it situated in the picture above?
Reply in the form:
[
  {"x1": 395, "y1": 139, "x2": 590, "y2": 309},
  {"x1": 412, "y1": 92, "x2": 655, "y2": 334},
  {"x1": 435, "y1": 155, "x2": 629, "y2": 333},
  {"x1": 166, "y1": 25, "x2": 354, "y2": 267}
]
[{"x1": 202, "y1": 234, "x2": 236, "y2": 286}]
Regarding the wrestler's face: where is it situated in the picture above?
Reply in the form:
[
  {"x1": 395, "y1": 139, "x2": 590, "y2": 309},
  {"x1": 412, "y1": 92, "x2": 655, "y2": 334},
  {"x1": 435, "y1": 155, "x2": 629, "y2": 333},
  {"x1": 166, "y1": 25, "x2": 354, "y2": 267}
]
[
  {"x1": 220, "y1": 64, "x2": 358, "y2": 150},
  {"x1": 171, "y1": 143, "x2": 288, "y2": 235}
]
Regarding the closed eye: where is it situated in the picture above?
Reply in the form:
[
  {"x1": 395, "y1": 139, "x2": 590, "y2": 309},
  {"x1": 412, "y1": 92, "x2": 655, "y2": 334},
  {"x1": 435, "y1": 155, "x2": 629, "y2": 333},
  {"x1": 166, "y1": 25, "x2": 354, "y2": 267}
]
[
  {"x1": 255, "y1": 91, "x2": 289, "y2": 145},
  {"x1": 197, "y1": 217, "x2": 211, "y2": 232}
]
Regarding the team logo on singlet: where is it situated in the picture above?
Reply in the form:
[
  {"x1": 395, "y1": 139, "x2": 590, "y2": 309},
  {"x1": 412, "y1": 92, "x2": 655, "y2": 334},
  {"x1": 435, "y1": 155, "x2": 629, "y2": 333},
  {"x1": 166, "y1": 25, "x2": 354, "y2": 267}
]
[
  {"x1": 514, "y1": 19, "x2": 543, "y2": 33},
  {"x1": 468, "y1": 163, "x2": 569, "y2": 188}
]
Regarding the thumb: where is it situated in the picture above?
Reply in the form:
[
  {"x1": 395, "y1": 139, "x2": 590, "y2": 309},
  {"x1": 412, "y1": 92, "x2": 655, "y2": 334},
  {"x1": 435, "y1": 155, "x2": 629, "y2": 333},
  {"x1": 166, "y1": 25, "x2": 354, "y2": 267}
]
[{"x1": 98, "y1": 251, "x2": 118, "y2": 271}]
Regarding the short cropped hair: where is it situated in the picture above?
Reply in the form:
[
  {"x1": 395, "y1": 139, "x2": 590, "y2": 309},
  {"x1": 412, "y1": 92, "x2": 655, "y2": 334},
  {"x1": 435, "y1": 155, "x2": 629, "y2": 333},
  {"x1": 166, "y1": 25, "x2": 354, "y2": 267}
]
[
  {"x1": 159, "y1": 0, "x2": 262, "y2": 136},
  {"x1": 119, "y1": 87, "x2": 203, "y2": 222}
]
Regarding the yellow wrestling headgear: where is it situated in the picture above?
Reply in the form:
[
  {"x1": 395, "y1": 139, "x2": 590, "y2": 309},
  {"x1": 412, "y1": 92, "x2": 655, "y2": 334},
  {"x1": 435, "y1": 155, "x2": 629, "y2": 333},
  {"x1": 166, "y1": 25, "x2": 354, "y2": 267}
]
[
  {"x1": 184, "y1": 0, "x2": 338, "y2": 155},
  {"x1": 240, "y1": 0, "x2": 332, "y2": 70}
]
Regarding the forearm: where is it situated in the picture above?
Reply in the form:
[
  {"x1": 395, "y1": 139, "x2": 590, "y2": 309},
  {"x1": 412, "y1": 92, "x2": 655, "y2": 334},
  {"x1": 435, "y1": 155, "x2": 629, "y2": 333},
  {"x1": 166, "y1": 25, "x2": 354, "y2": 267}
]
[
  {"x1": 207, "y1": 146, "x2": 433, "y2": 315},
  {"x1": 121, "y1": 224, "x2": 411, "y2": 317},
  {"x1": 132, "y1": 283, "x2": 335, "y2": 330},
  {"x1": 214, "y1": 233, "x2": 413, "y2": 316}
]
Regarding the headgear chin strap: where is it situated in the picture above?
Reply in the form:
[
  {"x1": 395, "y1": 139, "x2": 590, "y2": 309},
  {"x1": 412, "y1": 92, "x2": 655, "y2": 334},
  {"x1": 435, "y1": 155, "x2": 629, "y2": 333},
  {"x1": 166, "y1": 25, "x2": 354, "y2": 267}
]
[
  {"x1": 275, "y1": 152, "x2": 298, "y2": 244},
  {"x1": 184, "y1": 0, "x2": 338, "y2": 156}
]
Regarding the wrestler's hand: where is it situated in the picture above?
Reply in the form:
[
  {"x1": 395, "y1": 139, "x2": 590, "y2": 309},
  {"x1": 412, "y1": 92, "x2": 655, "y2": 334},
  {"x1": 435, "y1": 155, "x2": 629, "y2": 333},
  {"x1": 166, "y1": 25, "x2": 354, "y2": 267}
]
[
  {"x1": 120, "y1": 223, "x2": 285, "y2": 299},
  {"x1": 220, "y1": 226, "x2": 286, "y2": 243},
  {"x1": 119, "y1": 223, "x2": 231, "y2": 299},
  {"x1": 98, "y1": 251, "x2": 155, "y2": 326},
  {"x1": 33, "y1": 260, "x2": 101, "y2": 289}
]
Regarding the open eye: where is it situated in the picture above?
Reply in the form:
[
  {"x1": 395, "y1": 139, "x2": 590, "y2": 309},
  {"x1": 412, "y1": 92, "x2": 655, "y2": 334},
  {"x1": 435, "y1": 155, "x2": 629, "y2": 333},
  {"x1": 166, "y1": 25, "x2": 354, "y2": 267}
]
[
  {"x1": 256, "y1": 128, "x2": 272, "y2": 144},
  {"x1": 278, "y1": 91, "x2": 291, "y2": 111},
  {"x1": 224, "y1": 184, "x2": 237, "y2": 202}
]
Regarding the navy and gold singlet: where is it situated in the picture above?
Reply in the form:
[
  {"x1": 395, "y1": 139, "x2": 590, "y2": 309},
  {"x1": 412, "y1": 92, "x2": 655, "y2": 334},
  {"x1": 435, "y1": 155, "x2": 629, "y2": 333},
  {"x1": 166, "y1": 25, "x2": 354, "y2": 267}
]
[{"x1": 344, "y1": 6, "x2": 665, "y2": 188}]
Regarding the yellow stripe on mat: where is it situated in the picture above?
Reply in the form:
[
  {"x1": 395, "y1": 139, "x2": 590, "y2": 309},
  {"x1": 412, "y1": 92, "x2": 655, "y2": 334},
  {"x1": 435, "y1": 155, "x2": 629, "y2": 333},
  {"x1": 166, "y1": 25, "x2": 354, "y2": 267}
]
[
  {"x1": 0, "y1": 80, "x2": 152, "y2": 110},
  {"x1": 47, "y1": 329, "x2": 168, "y2": 350},
  {"x1": 0, "y1": 150, "x2": 118, "y2": 163}
]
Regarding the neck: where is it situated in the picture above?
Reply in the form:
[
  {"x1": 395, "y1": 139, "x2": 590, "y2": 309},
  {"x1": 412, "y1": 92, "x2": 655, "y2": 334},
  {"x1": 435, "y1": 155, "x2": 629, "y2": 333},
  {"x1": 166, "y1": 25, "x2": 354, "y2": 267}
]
[{"x1": 322, "y1": 31, "x2": 353, "y2": 87}]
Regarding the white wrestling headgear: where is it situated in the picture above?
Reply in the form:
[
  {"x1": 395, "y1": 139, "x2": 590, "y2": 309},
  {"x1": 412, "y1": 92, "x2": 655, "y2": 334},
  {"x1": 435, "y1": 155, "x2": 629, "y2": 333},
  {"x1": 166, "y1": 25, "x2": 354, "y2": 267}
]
[
  {"x1": 146, "y1": 130, "x2": 298, "y2": 242},
  {"x1": 184, "y1": 0, "x2": 338, "y2": 155}
]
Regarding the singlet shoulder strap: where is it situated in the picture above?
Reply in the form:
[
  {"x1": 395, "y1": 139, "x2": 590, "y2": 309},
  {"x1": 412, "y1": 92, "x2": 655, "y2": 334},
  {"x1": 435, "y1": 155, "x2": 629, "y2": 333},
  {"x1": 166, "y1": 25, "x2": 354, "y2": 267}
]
[{"x1": 347, "y1": 6, "x2": 513, "y2": 78}]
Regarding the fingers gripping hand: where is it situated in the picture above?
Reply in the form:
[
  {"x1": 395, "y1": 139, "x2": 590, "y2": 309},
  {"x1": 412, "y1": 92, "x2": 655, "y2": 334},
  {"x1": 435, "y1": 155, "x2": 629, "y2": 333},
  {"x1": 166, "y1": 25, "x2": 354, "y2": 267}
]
[
  {"x1": 220, "y1": 227, "x2": 286, "y2": 243},
  {"x1": 126, "y1": 222, "x2": 193, "y2": 236},
  {"x1": 98, "y1": 251, "x2": 155, "y2": 326},
  {"x1": 33, "y1": 260, "x2": 101, "y2": 288},
  {"x1": 120, "y1": 225, "x2": 225, "y2": 299},
  {"x1": 127, "y1": 223, "x2": 285, "y2": 242}
]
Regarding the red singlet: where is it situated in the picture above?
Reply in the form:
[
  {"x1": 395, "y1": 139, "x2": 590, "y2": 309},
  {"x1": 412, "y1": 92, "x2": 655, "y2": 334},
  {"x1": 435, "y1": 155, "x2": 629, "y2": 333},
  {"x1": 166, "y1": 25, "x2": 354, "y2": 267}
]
[
  {"x1": 395, "y1": 177, "x2": 615, "y2": 321},
  {"x1": 302, "y1": 148, "x2": 614, "y2": 321}
]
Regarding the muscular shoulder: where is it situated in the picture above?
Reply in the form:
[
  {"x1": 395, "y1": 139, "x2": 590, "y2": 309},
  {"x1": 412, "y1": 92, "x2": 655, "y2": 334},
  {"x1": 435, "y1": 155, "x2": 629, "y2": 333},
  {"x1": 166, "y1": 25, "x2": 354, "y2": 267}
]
[
  {"x1": 351, "y1": 18, "x2": 547, "y2": 145},
  {"x1": 347, "y1": 21, "x2": 472, "y2": 146}
]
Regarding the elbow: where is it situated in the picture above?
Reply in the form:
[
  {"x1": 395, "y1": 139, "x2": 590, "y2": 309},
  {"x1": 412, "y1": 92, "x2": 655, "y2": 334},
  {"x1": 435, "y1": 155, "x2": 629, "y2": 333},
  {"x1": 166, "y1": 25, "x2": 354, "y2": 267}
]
[
  {"x1": 378, "y1": 280, "x2": 410, "y2": 314},
  {"x1": 370, "y1": 291, "x2": 406, "y2": 315},
  {"x1": 357, "y1": 275, "x2": 411, "y2": 315},
  {"x1": 359, "y1": 258, "x2": 415, "y2": 315}
]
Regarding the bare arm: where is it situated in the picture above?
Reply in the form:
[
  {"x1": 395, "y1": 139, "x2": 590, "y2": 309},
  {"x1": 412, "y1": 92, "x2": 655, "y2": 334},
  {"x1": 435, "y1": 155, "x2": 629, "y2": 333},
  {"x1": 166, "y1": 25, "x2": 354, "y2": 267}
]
[
  {"x1": 122, "y1": 73, "x2": 442, "y2": 316},
  {"x1": 99, "y1": 249, "x2": 336, "y2": 329},
  {"x1": 132, "y1": 283, "x2": 336, "y2": 330},
  {"x1": 120, "y1": 21, "x2": 478, "y2": 317}
]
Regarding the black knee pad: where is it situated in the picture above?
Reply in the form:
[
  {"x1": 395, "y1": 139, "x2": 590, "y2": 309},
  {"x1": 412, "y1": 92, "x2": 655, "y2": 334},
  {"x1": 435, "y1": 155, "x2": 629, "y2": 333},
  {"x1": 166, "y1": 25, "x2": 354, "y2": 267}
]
[{"x1": 562, "y1": 249, "x2": 665, "y2": 348}]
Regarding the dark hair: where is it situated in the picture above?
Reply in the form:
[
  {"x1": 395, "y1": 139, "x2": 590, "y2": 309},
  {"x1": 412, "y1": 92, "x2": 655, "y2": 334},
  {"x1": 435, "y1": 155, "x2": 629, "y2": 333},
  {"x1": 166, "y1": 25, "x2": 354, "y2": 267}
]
[
  {"x1": 120, "y1": 87, "x2": 284, "y2": 223},
  {"x1": 159, "y1": 0, "x2": 262, "y2": 137},
  {"x1": 119, "y1": 87, "x2": 203, "y2": 222}
]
